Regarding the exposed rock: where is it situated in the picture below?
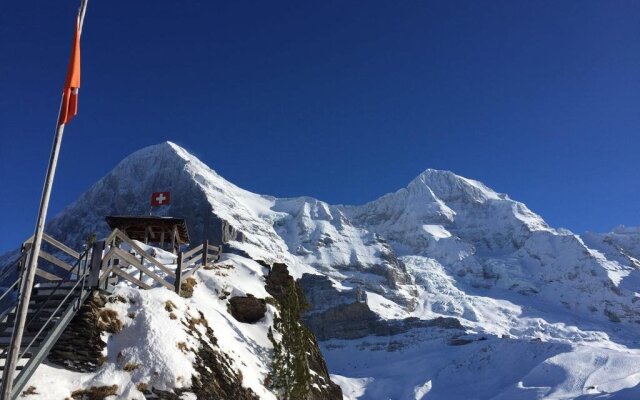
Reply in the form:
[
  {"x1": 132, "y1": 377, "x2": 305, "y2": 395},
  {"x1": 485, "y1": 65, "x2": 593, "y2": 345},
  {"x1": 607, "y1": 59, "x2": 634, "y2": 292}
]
[
  {"x1": 48, "y1": 291, "x2": 110, "y2": 372},
  {"x1": 304, "y1": 302, "x2": 465, "y2": 341},
  {"x1": 265, "y1": 263, "x2": 295, "y2": 301},
  {"x1": 228, "y1": 295, "x2": 267, "y2": 323},
  {"x1": 264, "y1": 262, "x2": 343, "y2": 400},
  {"x1": 150, "y1": 313, "x2": 259, "y2": 400}
]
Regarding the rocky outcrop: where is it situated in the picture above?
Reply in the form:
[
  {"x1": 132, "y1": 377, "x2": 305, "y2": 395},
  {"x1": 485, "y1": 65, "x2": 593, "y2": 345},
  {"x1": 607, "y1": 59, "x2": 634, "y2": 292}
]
[
  {"x1": 305, "y1": 300, "x2": 464, "y2": 340},
  {"x1": 264, "y1": 262, "x2": 343, "y2": 400},
  {"x1": 48, "y1": 292, "x2": 111, "y2": 372},
  {"x1": 151, "y1": 313, "x2": 259, "y2": 400},
  {"x1": 300, "y1": 272, "x2": 464, "y2": 341},
  {"x1": 228, "y1": 295, "x2": 267, "y2": 323}
]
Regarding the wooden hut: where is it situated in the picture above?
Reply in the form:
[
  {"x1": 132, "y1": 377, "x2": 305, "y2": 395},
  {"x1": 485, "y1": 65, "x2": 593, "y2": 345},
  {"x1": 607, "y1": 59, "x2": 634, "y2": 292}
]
[{"x1": 105, "y1": 215, "x2": 190, "y2": 254}]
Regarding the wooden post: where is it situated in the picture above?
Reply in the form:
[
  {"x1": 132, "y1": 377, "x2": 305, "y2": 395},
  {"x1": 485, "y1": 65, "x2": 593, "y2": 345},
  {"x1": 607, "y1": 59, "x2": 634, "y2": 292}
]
[
  {"x1": 203, "y1": 240, "x2": 209, "y2": 268},
  {"x1": 88, "y1": 240, "x2": 105, "y2": 288},
  {"x1": 174, "y1": 252, "x2": 183, "y2": 294},
  {"x1": 160, "y1": 230, "x2": 165, "y2": 251},
  {"x1": 1, "y1": 5, "x2": 90, "y2": 397},
  {"x1": 144, "y1": 226, "x2": 149, "y2": 245},
  {"x1": 171, "y1": 225, "x2": 178, "y2": 254}
]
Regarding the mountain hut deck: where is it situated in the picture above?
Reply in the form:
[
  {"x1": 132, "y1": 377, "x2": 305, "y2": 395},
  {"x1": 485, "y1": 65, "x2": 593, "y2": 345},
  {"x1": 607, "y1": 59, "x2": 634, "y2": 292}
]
[{"x1": 105, "y1": 215, "x2": 190, "y2": 254}]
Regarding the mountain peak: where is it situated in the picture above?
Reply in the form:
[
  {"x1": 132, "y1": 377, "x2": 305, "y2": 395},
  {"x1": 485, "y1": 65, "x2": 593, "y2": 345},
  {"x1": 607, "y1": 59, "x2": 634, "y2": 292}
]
[{"x1": 408, "y1": 168, "x2": 501, "y2": 204}]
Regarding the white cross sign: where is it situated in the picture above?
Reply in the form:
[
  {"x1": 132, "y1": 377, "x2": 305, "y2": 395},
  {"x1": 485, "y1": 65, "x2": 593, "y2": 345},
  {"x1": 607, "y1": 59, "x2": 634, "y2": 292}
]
[{"x1": 151, "y1": 191, "x2": 171, "y2": 206}]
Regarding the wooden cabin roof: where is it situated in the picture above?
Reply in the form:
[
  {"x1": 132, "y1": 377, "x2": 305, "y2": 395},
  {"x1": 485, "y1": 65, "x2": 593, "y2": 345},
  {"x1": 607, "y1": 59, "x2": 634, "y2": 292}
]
[{"x1": 105, "y1": 215, "x2": 190, "y2": 244}]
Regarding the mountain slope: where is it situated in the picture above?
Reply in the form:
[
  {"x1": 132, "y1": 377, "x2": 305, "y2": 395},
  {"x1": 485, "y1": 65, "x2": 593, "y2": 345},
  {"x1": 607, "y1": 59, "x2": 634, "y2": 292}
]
[{"x1": 7, "y1": 141, "x2": 640, "y2": 399}]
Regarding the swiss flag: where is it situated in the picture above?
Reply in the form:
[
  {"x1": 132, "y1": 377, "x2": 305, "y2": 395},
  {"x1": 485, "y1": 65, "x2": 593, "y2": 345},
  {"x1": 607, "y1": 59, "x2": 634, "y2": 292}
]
[{"x1": 151, "y1": 192, "x2": 171, "y2": 206}]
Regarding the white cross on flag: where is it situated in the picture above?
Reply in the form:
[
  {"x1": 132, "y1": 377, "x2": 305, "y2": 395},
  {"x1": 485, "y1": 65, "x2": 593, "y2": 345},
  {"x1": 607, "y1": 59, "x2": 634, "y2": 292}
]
[{"x1": 151, "y1": 191, "x2": 171, "y2": 206}]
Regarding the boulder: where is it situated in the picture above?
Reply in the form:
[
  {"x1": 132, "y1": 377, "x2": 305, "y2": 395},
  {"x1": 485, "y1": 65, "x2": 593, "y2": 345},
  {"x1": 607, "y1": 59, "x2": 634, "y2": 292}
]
[{"x1": 228, "y1": 295, "x2": 267, "y2": 323}]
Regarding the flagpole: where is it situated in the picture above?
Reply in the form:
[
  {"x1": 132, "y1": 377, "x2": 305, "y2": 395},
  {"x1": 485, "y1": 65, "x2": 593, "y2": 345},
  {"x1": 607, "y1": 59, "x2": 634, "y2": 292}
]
[{"x1": 0, "y1": 1, "x2": 89, "y2": 398}]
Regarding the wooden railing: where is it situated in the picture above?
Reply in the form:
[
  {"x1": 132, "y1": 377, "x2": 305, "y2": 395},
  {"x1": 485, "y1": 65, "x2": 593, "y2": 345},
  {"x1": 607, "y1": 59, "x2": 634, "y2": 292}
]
[
  {"x1": 0, "y1": 228, "x2": 222, "y2": 399},
  {"x1": 0, "y1": 236, "x2": 92, "y2": 399},
  {"x1": 175, "y1": 241, "x2": 221, "y2": 294},
  {"x1": 23, "y1": 233, "x2": 85, "y2": 282},
  {"x1": 96, "y1": 229, "x2": 221, "y2": 293}
]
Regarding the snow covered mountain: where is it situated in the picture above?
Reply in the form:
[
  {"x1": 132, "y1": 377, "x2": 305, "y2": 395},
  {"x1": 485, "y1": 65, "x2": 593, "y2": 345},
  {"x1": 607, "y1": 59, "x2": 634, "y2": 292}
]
[{"x1": 7, "y1": 141, "x2": 640, "y2": 399}]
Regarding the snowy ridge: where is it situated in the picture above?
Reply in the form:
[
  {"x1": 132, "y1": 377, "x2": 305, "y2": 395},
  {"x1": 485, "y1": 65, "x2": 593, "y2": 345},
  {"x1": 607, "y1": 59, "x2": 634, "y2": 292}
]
[{"x1": 10, "y1": 142, "x2": 640, "y2": 399}]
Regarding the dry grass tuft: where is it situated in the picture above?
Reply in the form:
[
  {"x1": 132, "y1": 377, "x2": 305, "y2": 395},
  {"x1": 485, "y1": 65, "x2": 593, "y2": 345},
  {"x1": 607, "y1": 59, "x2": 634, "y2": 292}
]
[
  {"x1": 177, "y1": 341, "x2": 189, "y2": 353},
  {"x1": 180, "y1": 277, "x2": 198, "y2": 298},
  {"x1": 108, "y1": 295, "x2": 127, "y2": 304},
  {"x1": 96, "y1": 309, "x2": 123, "y2": 333},
  {"x1": 169, "y1": 312, "x2": 177, "y2": 320},
  {"x1": 185, "y1": 311, "x2": 209, "y2": 331},
  {"x1": 70, "y1": 385, "x2": 118, "y2": 400},
  {"x1": 165, "y1": 300, "x2": 177, "y2": 312},
  {"x1": 22, "y1": 386, "x2": 38, "y2": 396},
  {"x1": 135, "y1": 382, "x2": 149, "y2": 393},
  {"x1": 127, "y1": 312, "x2": 136, "y2": 319},
  {"x1": 123, "y1": 362, "x2": 140, "y2": 372}
]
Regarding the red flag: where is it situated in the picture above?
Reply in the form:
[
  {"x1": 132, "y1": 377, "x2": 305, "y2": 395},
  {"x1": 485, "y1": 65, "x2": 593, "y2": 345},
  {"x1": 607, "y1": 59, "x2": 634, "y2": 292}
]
[
  {"x1": 58, "y1": 20, "x2": 81, "y2": 125},
  {"x1": 151, "y1": 192, "x2": 171, "y2": 206}
]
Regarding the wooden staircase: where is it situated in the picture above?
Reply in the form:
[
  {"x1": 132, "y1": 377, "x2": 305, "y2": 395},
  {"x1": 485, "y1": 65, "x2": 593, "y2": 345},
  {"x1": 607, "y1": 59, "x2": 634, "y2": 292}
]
[
  {"x1": 0, "y1": 238, "x2": 92, "y2": 399},
  {"x1": 0, "y1": 230, "x2": 220, "y2": 399}
]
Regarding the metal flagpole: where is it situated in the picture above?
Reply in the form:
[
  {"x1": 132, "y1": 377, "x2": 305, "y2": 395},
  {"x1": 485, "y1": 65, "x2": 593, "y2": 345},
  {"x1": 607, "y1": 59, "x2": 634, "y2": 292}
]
[{"x1": 0, "y1": 1, "x2": 89, "y2": 398}]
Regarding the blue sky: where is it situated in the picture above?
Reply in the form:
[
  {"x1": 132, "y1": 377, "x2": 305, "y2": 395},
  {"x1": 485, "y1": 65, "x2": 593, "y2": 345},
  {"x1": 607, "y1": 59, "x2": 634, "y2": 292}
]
[{"x1": 1, "y1": 1, "x2": 639, "y2": 253}]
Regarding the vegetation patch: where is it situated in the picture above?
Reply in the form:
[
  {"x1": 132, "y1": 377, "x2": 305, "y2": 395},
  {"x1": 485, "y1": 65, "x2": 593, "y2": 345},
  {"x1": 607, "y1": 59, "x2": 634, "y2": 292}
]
[
  {"x1": 21, "y1": 386, "x2": 38, "y2": 396},
  {"x1": 70, "y1": 385, "x2": 118, "y2": 400},
  {"x1": 108, "y1": 295, "x2": 127, "y2": 304},
  {"x1": 123, "y1": 362, "x2": 140, "y2": 372},
  {"x1": 180, "y1": 277, "x2": 198, "y2": 298},
  {"x1": 165, "y1": 300, "x2": 177, "y2": 312},
  {"x1": 177, "y1": 341, "x2": 189, "y2": 353},
  {"x1": 266, "y1": 270, "x2": 312, "y2": 399},
  {"x1": 96, "y1": 309, "x2": 123, "y2": 333},
  {"x1": 136, "y1": 382, "x2": 149, "y2": 393}
]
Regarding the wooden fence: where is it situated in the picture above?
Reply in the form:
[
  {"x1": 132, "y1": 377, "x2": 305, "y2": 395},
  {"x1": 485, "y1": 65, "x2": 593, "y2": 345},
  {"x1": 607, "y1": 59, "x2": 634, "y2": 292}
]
[{"x1": 97, "y1": 228, "x2": 221, "y2": 293}]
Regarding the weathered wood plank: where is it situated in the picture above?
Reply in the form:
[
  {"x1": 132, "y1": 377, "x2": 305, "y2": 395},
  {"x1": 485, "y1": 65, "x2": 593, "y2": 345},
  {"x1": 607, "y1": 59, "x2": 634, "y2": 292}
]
[
  {"x1": 101, "y1": 247, "x2": 118, "y2": 269},
  {"x1": 89, "y1": 241, "x2": 105, "y2": 288},
  {"x1": 42, "y1": 233, "x2": 80, "y2": 259},
  {"x1": 23, "y1": 233, "x2": 80, "y2": 259},
  {"x1": 207, "y1": 244, "x2": 221, "y2": 253},
  {"x1": 174, "y1": 252, "x2": 183, "y2": 294},
  {"x1": 183, "y1": 253, "x2": 203, "y2": 268},
  {"x1": 104, "y1": 228, "x2": 120, "y2": 247},
  {"x1": 35, "y1": 268, "x2": 62, "y2": 281},
  {"x1": 113, "y1": 248, "x2": 173, "y2": 290},
  {"x1": 116, "y1": 232, "x2": 176, "y2": 278},
  {"x1": 182, "y1": 267, "x2": 197, "y2": 280},
  {"x1": 182, "y1": 244, "x2": 203, "y2": 260},
  {"x1": 39, "y1": 251, "x2": 74, "y2": 273},
  {"x1": 110, "y1": 267, "x2": 152, "y2": 290}
]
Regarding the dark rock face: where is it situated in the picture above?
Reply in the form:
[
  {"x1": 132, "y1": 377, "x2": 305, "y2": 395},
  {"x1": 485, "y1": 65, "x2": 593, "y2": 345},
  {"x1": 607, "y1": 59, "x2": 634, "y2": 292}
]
[
  {"x1": 264, "y1": 262, "x2": 343, "y2": 400},
  {"x1": 305, "y1": 301, "x2": 465, "y2": 340},
  {"x1": 48, "y1": 291, "x2": 110, "y2": 372},
  {"x1": 228, "y1": 295, "x2": 267, "y2": 323},
  {"x1": 151, "y1": 313, "x2": 259, "y2": 400},
  {"x1": 265, "y1": 263, "x2": 295, "y2": 300},
  {"x1": 300, "y1": 279, "x2": 465, "y2": 341}
]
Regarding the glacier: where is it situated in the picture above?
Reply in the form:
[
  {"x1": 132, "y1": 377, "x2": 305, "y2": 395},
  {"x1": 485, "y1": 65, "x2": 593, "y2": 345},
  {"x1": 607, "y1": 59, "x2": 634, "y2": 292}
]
[{"x1": 6, "y1": 141, "x2": 640, "y2": 399}]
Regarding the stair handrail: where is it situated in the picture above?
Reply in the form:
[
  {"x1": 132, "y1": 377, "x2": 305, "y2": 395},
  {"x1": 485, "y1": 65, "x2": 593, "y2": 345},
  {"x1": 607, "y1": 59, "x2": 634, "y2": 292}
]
[
  {"x1": 20, "y1": 248, "x2": 90, "y2": 339},
  {"x1": 0, "y1": 247, "x2": 90, "y2": 359},
  {"x1": 20, "y1": 256, "x2": 89, "y2": 357},
  {"x1": 105, "y1": 229, "x2": 176, "y2": 277}
]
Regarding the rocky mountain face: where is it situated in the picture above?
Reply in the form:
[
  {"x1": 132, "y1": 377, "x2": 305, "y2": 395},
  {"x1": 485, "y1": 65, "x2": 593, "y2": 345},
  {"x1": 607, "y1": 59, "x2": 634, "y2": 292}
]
[{"x1": 7, "y1": 141, "x2": 640, "y2": 399}]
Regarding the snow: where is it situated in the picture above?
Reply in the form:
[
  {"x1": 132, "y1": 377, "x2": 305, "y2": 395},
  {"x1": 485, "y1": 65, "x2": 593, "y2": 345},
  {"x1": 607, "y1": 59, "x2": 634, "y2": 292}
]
[
  {"x1": 14, "y1": 142, "x2": 640, "y2": 399},
  {"x1": 25, "y1": 248, "x2": 278, "y2": 399}
]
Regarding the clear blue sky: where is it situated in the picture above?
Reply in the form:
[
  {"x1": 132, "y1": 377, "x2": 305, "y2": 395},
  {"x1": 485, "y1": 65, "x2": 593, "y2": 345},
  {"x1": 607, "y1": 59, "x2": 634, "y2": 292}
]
[{"x1": 1, "y1": 1, "x2": 639, "y2": 253}]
